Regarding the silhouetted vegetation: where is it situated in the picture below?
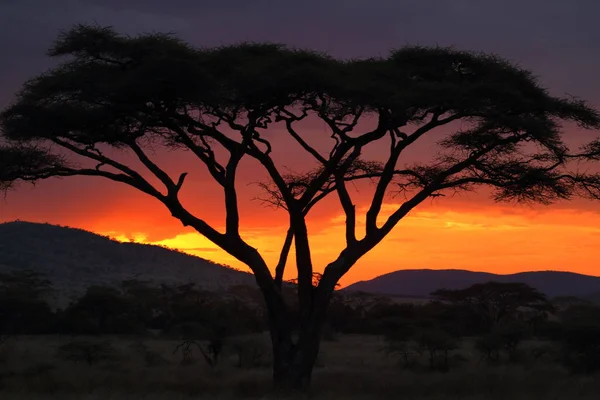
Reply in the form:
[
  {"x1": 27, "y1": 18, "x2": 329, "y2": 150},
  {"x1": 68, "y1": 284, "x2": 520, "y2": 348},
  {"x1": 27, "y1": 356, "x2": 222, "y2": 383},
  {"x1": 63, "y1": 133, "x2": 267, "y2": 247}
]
[
  {"x1": 0, "y1": 270, "x2": 599, "y2": 398},
  {"x1": 557, "y1": 305, "x2": 600, "y2": 373},
  {"x1": 3, "y1": 23, "x2": 600, "y2": 390},
  {"x1": 1, "y1": 271, "x2": 599, "y2": 378},
  {"x1": 0, "y1": 270, "x2": 56, "y2": 334},
  {"x1": 431, "y1": 282, "x2": 553, "y2": 333}
]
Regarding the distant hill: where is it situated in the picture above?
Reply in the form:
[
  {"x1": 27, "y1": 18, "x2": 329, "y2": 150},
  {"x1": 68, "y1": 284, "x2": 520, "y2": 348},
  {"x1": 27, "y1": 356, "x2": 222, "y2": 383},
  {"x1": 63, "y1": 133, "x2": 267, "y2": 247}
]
[
  {"x1": 344, "y1": 269, "x2": 600, "y2": 299},
  {"x1": 3, "y1": 221, "x2": 599, "y2": 307},
  {"x1": 586, "y1": 291, "x2": 600, "y2": 305},
  {"x1": 0, "y1": 221, "x2": 255, "y2": 305}
]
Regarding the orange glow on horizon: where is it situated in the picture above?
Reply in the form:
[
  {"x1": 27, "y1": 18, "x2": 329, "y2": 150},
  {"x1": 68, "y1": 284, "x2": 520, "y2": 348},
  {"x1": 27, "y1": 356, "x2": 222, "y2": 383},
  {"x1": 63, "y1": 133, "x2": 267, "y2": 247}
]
[
  {"x1": 1, "y1": 126, "x2": 598, "y2": 287},
  {"x1": 96, "y1": 203, "x2": 600, "y2": 288}
]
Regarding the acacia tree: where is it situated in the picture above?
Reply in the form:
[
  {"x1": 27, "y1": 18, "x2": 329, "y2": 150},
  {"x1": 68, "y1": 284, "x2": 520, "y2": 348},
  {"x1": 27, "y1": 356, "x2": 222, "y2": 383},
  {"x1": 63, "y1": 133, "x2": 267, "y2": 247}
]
[
  {"x1": 431, "y1": 282, "x2": 554, "y2": 331},
  {"x1": 2, "y1": 25, "x2": 600, "y2": 390}
]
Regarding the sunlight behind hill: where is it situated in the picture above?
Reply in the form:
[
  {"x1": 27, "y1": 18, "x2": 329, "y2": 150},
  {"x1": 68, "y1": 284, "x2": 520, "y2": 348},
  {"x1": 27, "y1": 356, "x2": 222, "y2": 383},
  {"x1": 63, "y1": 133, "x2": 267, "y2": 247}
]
[
  {"x1": 0, "y1": 221, "x2": 255, "y2": 306},
  {"x1": 93, "y1": 204, "x2": 600, "y2": 287}
]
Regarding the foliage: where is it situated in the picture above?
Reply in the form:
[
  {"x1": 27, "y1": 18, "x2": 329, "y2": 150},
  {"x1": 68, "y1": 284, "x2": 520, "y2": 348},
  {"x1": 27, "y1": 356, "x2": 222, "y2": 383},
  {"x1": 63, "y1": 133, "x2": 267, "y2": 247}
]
[
  {"x1": 173, "y1": 337, "x2": 225, "y2": 368},
  {"x1": 431, "y1": 282, "x2": 553, "y2": 332},
  {"x1": 475, "y1": 321, "x2": 530, "y2": 363},
  {"x1": 0, "y1": 270, "x2": 56, "y2": 334},
  {"x1": 557, "y1": 305, "x2": 600, "y2": 374},
  {"x1": 383, "y1": 324, "x2": 417, "y2": 368},
  {"x1": 61, "y1": 285, "x2": 137, "y2": 334},
  {"x1": 287, "y1": 273, "x2": 340, "y2": 289},
  {"x1": 497, "y1": 321, "x2": 529, "y2": 362},
  {"x1": 475, "y1": 333, "x2": 503, "y2": 363},
  {"x1": 416, "y1": 329, "x2": 459, "y2": 370},
  {"x1": 120, "y1": 279, "x2": 165, "y2": 329}
]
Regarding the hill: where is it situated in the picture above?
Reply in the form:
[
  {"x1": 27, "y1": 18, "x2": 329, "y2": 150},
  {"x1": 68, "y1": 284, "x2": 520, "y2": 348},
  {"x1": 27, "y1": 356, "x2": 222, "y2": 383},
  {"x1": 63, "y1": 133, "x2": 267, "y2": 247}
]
[
  {"x1": 586, "y1": 291, "x2": 600, "y2": 304},
  {"x1": 3, "y1": 221, "x2": 599, "y2": 306},
  {"x1": 0, "y1": 221, "x2": 255, "y2": 304},
  {"x1": 344, "y1": 269, "x2": 600, "y2": 299}
]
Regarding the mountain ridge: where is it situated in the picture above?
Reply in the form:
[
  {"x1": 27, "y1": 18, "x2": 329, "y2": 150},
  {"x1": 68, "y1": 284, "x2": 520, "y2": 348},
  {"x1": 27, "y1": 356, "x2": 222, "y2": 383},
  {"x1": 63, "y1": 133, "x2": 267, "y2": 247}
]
[
  {"x1": 2, "y1": 221, "x2": 599, "y2": 304},
  {"x1": 344, "y1": 268, "x2": 600, "y2": 299},
  {"x1": 0, "y1": 221, "x2": 255, "y2": 305}
]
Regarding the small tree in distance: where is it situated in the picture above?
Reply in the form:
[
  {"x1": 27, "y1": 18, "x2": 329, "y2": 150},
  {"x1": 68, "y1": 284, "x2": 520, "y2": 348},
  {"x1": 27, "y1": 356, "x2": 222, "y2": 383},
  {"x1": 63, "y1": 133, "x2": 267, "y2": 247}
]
[
  {"x1": 431, "y1": 282, "x2": 554, "y2": 332},
  {"x1": 0, "y1": 270, "x2": 55, "y2": 334},
  {"x1": 2, "y1": 25, "x2": 600, "y2": 390}
]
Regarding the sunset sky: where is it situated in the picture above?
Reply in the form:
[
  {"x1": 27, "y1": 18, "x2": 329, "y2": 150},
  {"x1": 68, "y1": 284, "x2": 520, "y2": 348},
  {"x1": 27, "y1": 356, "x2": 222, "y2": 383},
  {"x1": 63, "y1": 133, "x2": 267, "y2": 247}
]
[{"x1": 1, "y1": 0, "x2": 600, "y2": 287}]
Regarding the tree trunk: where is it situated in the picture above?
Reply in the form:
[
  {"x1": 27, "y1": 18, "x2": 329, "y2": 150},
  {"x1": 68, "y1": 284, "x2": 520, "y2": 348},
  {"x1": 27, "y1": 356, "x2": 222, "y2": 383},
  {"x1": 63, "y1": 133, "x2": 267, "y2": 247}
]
[
  {"x1": 261, "y1": 251, "x2": 342, "y2": 392},
  {"x1": 271, "y1": 324, "x2": 322, "y2": 392},
  {"x1": 267, "y1": 292, "x2": 329, "y2": 392}
]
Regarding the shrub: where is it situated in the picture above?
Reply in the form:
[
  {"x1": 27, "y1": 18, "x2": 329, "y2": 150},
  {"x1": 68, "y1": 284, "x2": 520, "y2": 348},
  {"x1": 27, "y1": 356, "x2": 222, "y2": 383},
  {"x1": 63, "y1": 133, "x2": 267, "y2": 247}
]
[
  {"x1": 497, "y1": 321, "x2": 529, "y2": 362},
  {"x1": 230, "y1": 336, "x2": 269, "y2": 369},
  {"x1": 383, "y1": 325, "x2": 417, "y2": 368},
  {"x1": 61, "y1": 285, "x2": 139, "y2": 334},
  {"x1": 173, "y1": 335, "x2": 225, "y2": 368},
  {"x1": 557, "y1": 305, "x2": 600, "y2": 374},
  {"x1": 416, "y1": 329, "x2": 459, "y2": 370},
  {"x1": 475, "y1": 333, "x2": 502, "y2": 364}
]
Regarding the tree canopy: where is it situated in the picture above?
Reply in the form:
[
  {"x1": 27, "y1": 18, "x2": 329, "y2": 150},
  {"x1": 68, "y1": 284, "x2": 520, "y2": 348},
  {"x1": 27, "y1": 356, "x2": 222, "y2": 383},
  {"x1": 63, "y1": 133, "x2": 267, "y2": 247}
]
[
  {"x1": 431, "y1": 282, "x2": 553, "y2": 329},
  {"x1": 2, "y1": 24, "x2": 600, "y2": 389}
]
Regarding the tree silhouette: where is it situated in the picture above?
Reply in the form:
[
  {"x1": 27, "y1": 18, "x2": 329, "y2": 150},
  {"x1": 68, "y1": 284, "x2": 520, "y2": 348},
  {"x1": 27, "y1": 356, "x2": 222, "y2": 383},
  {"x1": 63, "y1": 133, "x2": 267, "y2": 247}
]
[
  {"x1": 558, "y1": 305, "x2": 600, "y2": 373},
  {"x1": 62, "y1": 285, "x2": 134, "y2": 334},
  {"x1": 2, "y1": 25, "x2": 600, "y2": 390},
  {"x1": 287, "y1": 272, "x2": 340, "y2": 288},
  {"x1": 0, "y1": 270, "x2": 55, "y2": 334},
  {"x1": 431, "y1": 282, "x2": 553, "y2": 332}
]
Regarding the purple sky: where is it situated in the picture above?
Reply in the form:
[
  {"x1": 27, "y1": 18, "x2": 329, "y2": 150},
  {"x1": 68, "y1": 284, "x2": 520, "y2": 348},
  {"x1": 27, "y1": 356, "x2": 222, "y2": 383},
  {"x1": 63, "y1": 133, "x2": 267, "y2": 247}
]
[{"x1": 1, "y1": 0, "x2": 599, "y2": 109}]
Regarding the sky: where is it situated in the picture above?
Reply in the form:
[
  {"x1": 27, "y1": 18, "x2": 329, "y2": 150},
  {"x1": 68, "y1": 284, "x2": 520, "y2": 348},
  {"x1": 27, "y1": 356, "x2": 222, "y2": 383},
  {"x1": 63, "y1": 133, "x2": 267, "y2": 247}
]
[{"x1": 1, "y1": 0, "x2": 600, "y2": 286}]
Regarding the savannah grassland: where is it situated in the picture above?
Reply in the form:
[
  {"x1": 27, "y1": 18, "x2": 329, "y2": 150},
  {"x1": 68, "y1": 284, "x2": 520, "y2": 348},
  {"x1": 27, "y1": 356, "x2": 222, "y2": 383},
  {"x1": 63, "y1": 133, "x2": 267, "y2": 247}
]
[{"x1": 0, "y1": 334, "x2": 598, "y2": 400}]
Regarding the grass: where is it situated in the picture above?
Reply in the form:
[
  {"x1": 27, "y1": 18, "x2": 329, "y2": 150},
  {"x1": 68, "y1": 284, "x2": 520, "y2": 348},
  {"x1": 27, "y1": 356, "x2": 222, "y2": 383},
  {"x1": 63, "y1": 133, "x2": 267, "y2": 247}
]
[{"x1": 0, "y1": 334, "x2": 598, "y2": 399}]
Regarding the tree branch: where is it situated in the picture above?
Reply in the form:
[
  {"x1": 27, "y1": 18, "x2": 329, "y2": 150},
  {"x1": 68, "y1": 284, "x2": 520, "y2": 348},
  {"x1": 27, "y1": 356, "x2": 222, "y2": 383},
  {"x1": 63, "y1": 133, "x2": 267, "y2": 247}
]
[
  {"x1": 379, "y1": 135, "x2": 527, "y2": 237},
  {"x1": 224, "y1": 150, "x2": 244, "y2": 238},
  {"x1": 365, "y1": 111, "x2": 462, "y2": 235},
  {"x1": 51, "y1": 138, "x2": 164, "y2": 197},
  {"x1": 277, "y1": 108, "x2": 328, "y2": 164},
  {"x1": 127, "y1": 138, "x2": 180, "y2": 193},
  {"x1": 274, "y1": 227, "x2": 294, "y2": 289},
  {"x1": 164, "y1": 120, "x2": 227, "y2": 185},
  {"x1": 335, "y1": 174, "x2": 357, "y2": 246}
]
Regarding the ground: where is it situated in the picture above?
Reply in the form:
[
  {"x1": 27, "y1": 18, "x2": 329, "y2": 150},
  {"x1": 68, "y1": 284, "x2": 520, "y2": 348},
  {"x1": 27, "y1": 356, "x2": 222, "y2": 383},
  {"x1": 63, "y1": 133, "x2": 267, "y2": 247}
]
[{"x1": 0, "y1": 334, "x2": 598, "y2": 399}]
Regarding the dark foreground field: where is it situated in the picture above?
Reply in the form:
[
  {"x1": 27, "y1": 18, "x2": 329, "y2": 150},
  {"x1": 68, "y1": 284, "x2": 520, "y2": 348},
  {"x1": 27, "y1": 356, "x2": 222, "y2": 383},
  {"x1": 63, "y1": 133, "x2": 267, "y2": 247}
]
[{"x1": 1, "y1": 334, "x2": 598, "y2": 400}]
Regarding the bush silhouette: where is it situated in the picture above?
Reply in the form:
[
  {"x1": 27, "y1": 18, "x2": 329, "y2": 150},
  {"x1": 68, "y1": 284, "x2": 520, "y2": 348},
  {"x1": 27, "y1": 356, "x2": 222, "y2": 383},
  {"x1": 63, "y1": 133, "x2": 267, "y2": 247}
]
[
  {"x1": 383, "y1": 326, "x2": 418, "y2": 368},
  {"x1": 416, "y1": 329, "x2": 459, "y2": 370},
  {"x1": 230, "y1": 336, "x2": 269, "y2": 369},
  {"x1": 558, "y1": 305, "x2": 600, "y2": 374},
  {"x1": 0, "y1": 270, "x2": 56, "y2": 334},
  {"x1": 475, "y1": 333, "x2": 502, "y2": 364},
  {"x1": 61, "y1": 286, "x2": 137, "y2": 334}
]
